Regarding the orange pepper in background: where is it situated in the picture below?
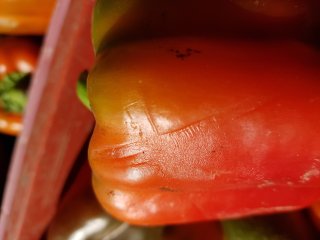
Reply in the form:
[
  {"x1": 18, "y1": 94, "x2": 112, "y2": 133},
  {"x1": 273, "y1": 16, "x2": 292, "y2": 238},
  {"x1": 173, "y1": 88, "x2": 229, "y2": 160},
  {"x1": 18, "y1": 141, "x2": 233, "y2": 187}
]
[
  {"x1": 87, "y1": 0, "x2": 320, "y2": 226},
  {"x1": 0, "y1": 0, "x2": 56, "y2": 35},
  {"x1": 0, "y1": 37, "x2": 39, "y2": 136}
]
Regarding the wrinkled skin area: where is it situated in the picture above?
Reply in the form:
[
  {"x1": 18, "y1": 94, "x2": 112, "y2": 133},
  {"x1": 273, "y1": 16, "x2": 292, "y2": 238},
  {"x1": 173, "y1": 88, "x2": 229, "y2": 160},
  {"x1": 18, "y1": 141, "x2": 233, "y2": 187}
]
[{"x1": 88, "y1": 38, "x2": 320, "y2": 225}]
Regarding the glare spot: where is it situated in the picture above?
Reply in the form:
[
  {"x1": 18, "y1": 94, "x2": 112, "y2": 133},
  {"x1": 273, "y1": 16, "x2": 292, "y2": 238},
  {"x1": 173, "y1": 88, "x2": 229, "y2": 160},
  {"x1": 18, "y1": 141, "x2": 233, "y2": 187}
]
[
  {"x1": 287, "y1": 181, "x2": 293, "y2": 186},
  {"x1": 0, "y1": 64, "x2": 6, "y2": 74},
  {"x1": 0, "y1": 17, "x2": 19, "y2": 28},
  {"x1": 300, "y1": 166, "x2": 320, "y2": 182},
  {"x1": 111, "y1": 191, "x2": 130, "y2": 211},
  {"x1": 11, "y1": 122, "x2": 22, "y2": 132},
  {"x1": 126, "y1": 168, "x2": 145, "y2": 182},
  {"x1": 17, "y1": 60, "x2": 34, "y2": 73},
  {"x1": 101, "y1": 223, "x2": 129, "y2": 240},
  {"x1": 258, "y1": 180, "x2": 275, "y2": 188},
  {"x1": 69, "y1": 218, "x2": 108, "y2": 240},
  {"x1": 145, "y1": 201, "x2": 158, "y2": 213},
  {"x1": 240, "y1": 121, "x2": 257, "y2": 146},
  {"x1": 0, "y1": 119, "x2": 8, "y2": 129},
  {"x1": 154, "y1": 115, "x2": 174, "y2": 132}
]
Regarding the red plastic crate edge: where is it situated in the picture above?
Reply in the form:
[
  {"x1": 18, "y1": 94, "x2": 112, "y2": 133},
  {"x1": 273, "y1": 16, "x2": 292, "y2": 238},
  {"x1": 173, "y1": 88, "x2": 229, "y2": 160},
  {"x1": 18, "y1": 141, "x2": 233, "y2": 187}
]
[{"x1": 0, "y1": 0, "x2": 96, "y2": 239}]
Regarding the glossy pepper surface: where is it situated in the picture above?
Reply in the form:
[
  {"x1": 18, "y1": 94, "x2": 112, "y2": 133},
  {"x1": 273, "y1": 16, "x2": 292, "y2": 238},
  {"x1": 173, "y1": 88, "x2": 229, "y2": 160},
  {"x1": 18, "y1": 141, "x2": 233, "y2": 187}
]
[
  {"x1": 0, "y1": 37, "x2": 39, "y2": 135},
  {"x1": 88, "y1": 0, "x2": 320, "y2": 225},
  {"x1": 48, "y1": 162, "x2": 317, "y2": 239},
  {"x1": 0, "y1": 0, "x2": 56, "y2": 35}
]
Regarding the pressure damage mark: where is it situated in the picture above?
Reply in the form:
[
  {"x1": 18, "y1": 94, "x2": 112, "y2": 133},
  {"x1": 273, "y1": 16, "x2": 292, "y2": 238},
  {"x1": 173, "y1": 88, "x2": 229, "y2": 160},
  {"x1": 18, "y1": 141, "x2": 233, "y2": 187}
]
[{"x1": 159, "y1": 186, "x2": 177, "y2": 192}]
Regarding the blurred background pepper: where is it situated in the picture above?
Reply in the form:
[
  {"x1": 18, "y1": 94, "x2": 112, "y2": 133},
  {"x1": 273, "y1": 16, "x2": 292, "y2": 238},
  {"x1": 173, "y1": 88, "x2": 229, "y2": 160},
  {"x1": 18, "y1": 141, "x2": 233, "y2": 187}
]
[
  {"x1": 0, "y1": 0, "x2": 56, "y2": 35},
  {"x1": 0, "y1": 36, "x2": 39, "y2": 136}
]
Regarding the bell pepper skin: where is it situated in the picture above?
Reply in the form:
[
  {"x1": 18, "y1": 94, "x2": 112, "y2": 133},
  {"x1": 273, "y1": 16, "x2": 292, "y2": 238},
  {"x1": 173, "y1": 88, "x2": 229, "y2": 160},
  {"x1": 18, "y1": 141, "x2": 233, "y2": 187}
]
[
  {"x1": 88, "y1": 37, "x2": 320, "y2": 225},
  {"x1": 0, "y1": 0, "x2": 56, "y2": 35},
  {"x1": 0, "y1": 37, "x2": 39, "y2": 135}
]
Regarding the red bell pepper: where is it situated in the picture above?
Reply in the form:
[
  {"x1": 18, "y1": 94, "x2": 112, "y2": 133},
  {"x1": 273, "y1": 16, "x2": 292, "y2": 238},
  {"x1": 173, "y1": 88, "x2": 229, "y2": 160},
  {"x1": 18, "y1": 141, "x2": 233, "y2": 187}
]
[
  {"x1": 0, "y1": 37, "x2": 39, "y2": 136},
  {"x1": 87, "y1": 0, "x2": 320, "y2": 225}
]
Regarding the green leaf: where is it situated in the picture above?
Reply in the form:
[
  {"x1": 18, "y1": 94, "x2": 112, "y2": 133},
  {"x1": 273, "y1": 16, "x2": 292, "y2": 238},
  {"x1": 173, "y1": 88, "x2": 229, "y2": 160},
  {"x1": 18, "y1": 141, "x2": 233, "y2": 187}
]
[
  {"x1": 0, "y1": 72, "x2": 28, "y2": 93},
  {"x1": 0, "y1": 89, "x2": 27, "y2": 113},
  {"x1": 76, "y1": 71, "x2": 91, "y2": 110},
  {"x1": 222, "y1": 217, "x2": 290, "y2": 240}
]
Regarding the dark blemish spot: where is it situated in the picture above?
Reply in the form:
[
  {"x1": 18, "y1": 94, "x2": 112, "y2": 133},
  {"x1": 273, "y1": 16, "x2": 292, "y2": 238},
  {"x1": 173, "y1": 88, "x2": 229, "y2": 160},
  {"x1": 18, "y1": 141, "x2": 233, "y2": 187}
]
[
  {"x1": 107, "y1": 190, "x2": 115, "y2": 197},
  {"x1": 160, "y1": 186, "x2": 177, "y2": 192},
  {"x1": 176, "y1": 53, "x2": 189, "y2": 60},
  {"x1": 167, "y1": 47, "x2": 201, "y2": 60}
]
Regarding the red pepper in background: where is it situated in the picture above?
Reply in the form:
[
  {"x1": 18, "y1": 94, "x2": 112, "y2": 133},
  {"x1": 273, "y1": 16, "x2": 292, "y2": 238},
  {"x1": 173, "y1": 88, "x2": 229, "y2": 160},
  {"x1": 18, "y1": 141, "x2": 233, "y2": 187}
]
[
  {"x1": 0, "y1": 0, "x2": 56, "y2": 35},
  {"x1": 0, "y1": 37, "x2": 39, "y2": 136},
  {"x1": 87, "y1": 0, "x2": 320, "y2": 225}
]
